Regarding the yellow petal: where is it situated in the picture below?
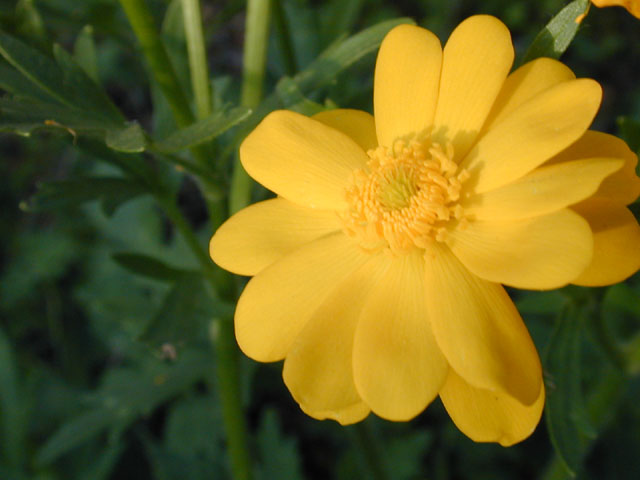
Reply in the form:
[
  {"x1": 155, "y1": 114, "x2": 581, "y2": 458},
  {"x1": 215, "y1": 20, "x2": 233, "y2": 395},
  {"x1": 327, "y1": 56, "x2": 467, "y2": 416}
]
[
  {"x1": 300, "y1": 401, "x2": 370, "y2": 426},
  {"x1": 591, "y1": 0, "x2": 640, "y2": 19},
  {"x1": 353, "y1": 250, "x2": 448, "y2": 421},
  {"x1": 432, "y1": 15, "x2": 513, "y2": 160},
  {"x1": 440, "y1": 370, "x2": 545, "y2": 446},
  {"x1": 423, "y1": 244, "x2": 542, "y2": 405},
  {"x1": 235, "y1": 232, "x2": 368, "y2": 362},
  {"x1": 210, "y1": 198, "x2": 342, "y2": 276},
  {"x1": 240, "y1": 110, "x2": 369, "y2": 209},
  {"x1": 283, "y1": 257, "x2": 381, "y2": 419},
  {"x1": 547, "y1": 130, "x2": 640, "y2": 205},
  {"x1": 312, "y1": 109, "x2": 378, "y2": 151},
  {"x1": 448, "y1": 209, "x2": 593, "y2": 289},
  {"x1": 572, "y1": 199, "x2": 640, "y2": 286},
  {"x1": 373, "y1": 24, "x2": 442, "y2": 147},
  {"x1": 463, "y1": 158, "x2": 623, "y2": 220},
  {"x1": 482, "y1": 57, "x2": 575, "y2": 133},
  {"x1": 461, "y1": 79, "x2": 602, "y2": 194}
]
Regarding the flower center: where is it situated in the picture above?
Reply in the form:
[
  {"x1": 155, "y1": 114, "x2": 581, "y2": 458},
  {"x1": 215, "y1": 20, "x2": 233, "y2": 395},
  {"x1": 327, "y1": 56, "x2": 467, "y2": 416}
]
[{"x1": 341, "y1": 139, "x2": 470, "y2": 254}]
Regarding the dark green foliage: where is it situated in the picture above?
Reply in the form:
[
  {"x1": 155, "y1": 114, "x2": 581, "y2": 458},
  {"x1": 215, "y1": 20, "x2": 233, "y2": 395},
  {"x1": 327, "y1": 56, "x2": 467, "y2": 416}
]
[{"x1": 2, "y1": 0, "x2": 640, "y2": 479}]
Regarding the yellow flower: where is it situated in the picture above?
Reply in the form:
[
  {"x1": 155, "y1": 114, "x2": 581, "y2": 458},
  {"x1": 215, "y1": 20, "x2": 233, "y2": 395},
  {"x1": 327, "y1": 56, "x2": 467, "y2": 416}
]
[
  {"x1": 210, "y1": 16, "x2": 640, "y2": 445},
  {"x1": 592, "y1": 0, "x2": 640, "y2": 18}
]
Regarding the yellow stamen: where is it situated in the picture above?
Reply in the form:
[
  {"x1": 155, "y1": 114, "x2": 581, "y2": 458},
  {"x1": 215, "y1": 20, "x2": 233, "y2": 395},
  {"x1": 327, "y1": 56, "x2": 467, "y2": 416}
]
[{"x1": 341, "y1": 139, "x2": 469, "y2": 254}]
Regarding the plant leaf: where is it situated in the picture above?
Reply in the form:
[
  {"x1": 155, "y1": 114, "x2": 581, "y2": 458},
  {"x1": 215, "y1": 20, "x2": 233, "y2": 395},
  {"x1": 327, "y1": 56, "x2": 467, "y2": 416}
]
[
  {"x1": 0, "y1": 326, "x2": 27, "y2": 469},
  {"x1": 544, "y1": 304, "x2": 595, "y2": 477},
  {"x1": 0, "y1": 29, "x2": 122, "y2": 124},
  {"x1": 25, "y1": 177, "x2": 147, "y2": 216},
  {"x1": 74, "y1": 25, "x2": 99, "y2": 83},
  {"x1": 36, "y1": 350, "x2": 212, "y2": 465},
  {"x1": 255, "y1": 409, "x2": 304, "y2": 480},
  {"x1": 105, "y1": 122, "x2": 147, "y2": 153},
  {"x1": 521, "y1": 0, "x2": 590, "y2": 64},
  {"x1": 153, "y1": 106, "x2": 252, "y2": 153},
  {"x1": 140, "y1": 274, "x2": 232, "y2": 349},
  {"x1": 112, "y1": 253, "x2": 196, "y2": 283}
]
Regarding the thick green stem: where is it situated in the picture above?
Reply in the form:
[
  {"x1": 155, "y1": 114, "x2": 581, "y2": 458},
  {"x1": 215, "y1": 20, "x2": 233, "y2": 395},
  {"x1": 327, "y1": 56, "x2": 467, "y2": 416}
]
[
  {"x1": 212, "y1": 318, "x2": 253, "y2": 480},
  {"x1": 229, "y1": 0, "x2": 272, "y2": 215},
  {"x1": 181, "y1": 0, "x2": 212, "y2": 120},
  {"x1": 118, "y1": 0, "x2": 194, "y2": 127}
]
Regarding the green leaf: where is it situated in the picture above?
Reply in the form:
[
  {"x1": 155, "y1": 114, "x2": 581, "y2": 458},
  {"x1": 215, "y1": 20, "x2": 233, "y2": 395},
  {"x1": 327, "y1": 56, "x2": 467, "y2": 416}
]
[
  {"x1": 0, "y1": 97, "x2": 111, "y2": 136},
  {"x1": 25, "y1": 177, "x2": 147, "y2": 216},
  {"x1": 544, "y1": 304, "x2": 595, "y2": 477},
  {"x1": 275, "y1": 77, "x2": 327, "y2": 116},
  {"x1": 112, "y1": 253, "x2": 196, "y2": 282},
  {"x1": 36, "y1": 350, "x2": 212, "y2": 465},
  {"x1": 153, "y1": 106, "x2": 252, "y2": 153},
  {"x1": 74, "y1": 25, "x2": 99, "y2": 83},
  {"x1": 141, "y1": 274, "x2": 232, "y2": 349},
  {"x1": 0, "y1": 327, "x2": 27, "y2": 469},
  {"x1": 521, "y1": 0, "x2": 590, "y2": 64},
  {"x1": 15, "y1": 0, "x2": 47, "y2": 44},
  {"x1": 255, "y1": 409, "x2": 304, "y2": 480},
  {"x1": 617, "y1": 116, "x2": 640, "y2": 154},
  {"x1": 35, "y1": 409, "x2": 118, "y2": 466},
  {"x1": 0, "y1": 29, "x2": 122, "y2": 124},
  {"x1": 105, "y1": 122, "x2": 147, "y2": 153},
  {"x1": 51, "y1": 43, "x2": 123, "y2": 122},
  {"x1": 295, "y1": 17, "x2": 414, "y2": 94}
]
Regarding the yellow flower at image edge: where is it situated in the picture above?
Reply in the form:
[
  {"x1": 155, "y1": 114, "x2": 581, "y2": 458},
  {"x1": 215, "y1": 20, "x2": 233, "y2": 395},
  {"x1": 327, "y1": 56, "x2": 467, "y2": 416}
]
[
  {"x1": 211, "y1": 16, "x2": 640, "y2": 445},
  {"x1": 592, "y1": 0, "x2": 640, "y2": 18}
]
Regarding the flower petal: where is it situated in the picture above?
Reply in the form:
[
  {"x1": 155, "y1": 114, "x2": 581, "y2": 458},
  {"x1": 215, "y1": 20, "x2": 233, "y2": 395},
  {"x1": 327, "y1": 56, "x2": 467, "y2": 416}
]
[
  {"x1": 312, "y1": 109, "x2": 378, "y2": 151},
  {"x1": 240, "y1": 110, "x2": 369, "y2": 209},
  {"x1": 235, "y1": 232, "x2": 368, "y2": 362},
  {"x1": 440, "y1": 370, "x2": 545, "y2": 446},
  {"x1": 283, "y1": 258, "x2": 382, "y2": 422},
  {"x1": 210, "y1": 198, "x2": 342, "y2": 276},
  {"x1": 572, "y1": 199, "x2": 640, "y2": 286},
  {"x1": 461, "y1": 79, "x2": 602, "y2": 194},
  {"x1": 374, "y1": 24, "x2": 442, "y2": 147},
  {"x1": 481, "y1": 57, "x2": 575, "y2": 133},
  {"x1": 547, "y1": 130, "x2": 640, "y2": 205},
  {"x1": 300, "y1": 401, "x2": 370, "y2": 425},
  {"x1": 423, "y1": 244, "x2": 542, "y2": 405},
  {"x1": 448, "y1": 209, "x2": 593, "y2": 289},
  {"x1": 353, "y1": 250, "x2": 448, "y2": 421},
  {"x1": 462, "y1": 158, "x2": 623, "y2": 221},
  {"x1": 432, "y1": 15, "x2": 513, "y2": 160}
]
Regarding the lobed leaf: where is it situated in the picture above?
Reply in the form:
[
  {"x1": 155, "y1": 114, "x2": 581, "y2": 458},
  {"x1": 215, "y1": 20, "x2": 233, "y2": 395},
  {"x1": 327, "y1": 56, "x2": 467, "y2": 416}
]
[{"x1": 544, "y1": 304, "x2": 595, "y2": 477}]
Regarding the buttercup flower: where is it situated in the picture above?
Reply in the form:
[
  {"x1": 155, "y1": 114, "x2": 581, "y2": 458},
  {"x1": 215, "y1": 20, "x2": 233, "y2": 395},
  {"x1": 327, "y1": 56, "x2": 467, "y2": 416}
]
[
  {"x1": 211, "y1": 16, "x2": 640, "y2": 445},
  {"x1": 591, "y1": 0, "x2": 640, "y2": 18}
]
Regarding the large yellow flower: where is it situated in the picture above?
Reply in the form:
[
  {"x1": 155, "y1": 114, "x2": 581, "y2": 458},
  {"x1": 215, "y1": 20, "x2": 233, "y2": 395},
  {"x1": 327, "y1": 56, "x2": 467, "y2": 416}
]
[
  {"x1": 592, "y1": 0, "x2": 640, "y2": 18},
  {"x1": 210, "y1": 15, "x2": 640, "y2": 445}
]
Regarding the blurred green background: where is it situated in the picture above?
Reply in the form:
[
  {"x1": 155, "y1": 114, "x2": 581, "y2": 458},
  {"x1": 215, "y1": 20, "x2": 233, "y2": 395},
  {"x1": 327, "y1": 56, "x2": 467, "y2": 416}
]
[{"x1": 1, "y1": 0, "x2": 640, "y2": 479}]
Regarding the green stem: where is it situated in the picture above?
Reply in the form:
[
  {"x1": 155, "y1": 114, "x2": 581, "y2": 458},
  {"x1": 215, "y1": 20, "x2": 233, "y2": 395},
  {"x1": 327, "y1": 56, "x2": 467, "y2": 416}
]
[
  {"x1": 181, "y1": 0, "x2": 212, "y2": 120},
  {"x1": 229, "y1": 0, "x2": 272, "y2": 215},
  {"x1": 352, "y1": 422, "x2": 389, "y2": 480},
  {"x1": 119, "y1": 0, "x2": 224, "y2": 224},
  {"x1": 213, "y1": 318, "x2": 253, "y2": 480},
  {"x1": 118, "y1": 0, "x2": 194, "y2": 127}
]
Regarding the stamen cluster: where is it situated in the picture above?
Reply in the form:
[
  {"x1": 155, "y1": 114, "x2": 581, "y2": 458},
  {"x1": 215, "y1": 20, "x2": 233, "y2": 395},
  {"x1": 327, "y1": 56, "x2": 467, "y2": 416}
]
[{"x1": 342, "y1": 139, "x2": 469, "y2": 253}]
